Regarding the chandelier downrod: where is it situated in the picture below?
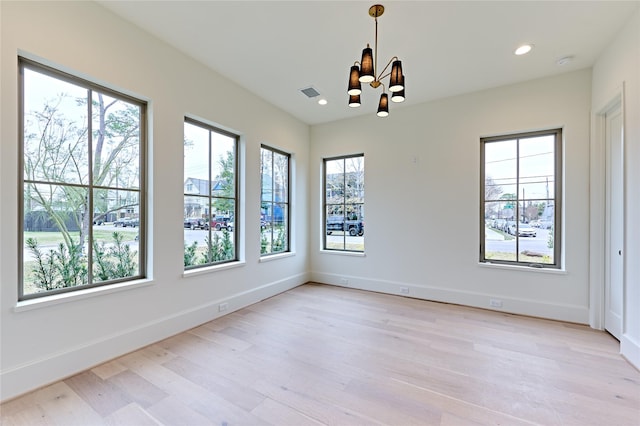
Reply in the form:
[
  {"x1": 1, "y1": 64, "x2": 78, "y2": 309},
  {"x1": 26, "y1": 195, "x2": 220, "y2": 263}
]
[{"x1": 373, "y1": 6, "x2": 380, "y2": 87}]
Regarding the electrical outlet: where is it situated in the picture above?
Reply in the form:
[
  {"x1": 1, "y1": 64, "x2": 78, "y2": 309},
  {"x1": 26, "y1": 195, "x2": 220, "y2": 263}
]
[
  {"x1": 400, "y1": 287, "x2": 410, "y2": 294},
  {"x1": 218, "y1": 302, "x2": 228, "y2": 312},
  {"x1": 489, "y1": 299, "x2": 503, "y2": 308},
  {"x1": 339, "y1": 278, "x2": 349, "y2": 285}
]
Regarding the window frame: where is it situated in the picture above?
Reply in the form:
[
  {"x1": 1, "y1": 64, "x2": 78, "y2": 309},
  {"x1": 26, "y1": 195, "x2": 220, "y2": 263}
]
[
  {"x1": 480, "y1": 128, "x2": 562, "y2": 269},
  {"x1": 183, "y1": 117, "x2": 240, "y2": 270},
  {"x1": 323, "y1": 153, "x2": 365, "y2": 253},
  {"x1": 260, "y1": 144, "x2": 291, "y2": 257},
  {"x1": 18, "y1": 57, "x2": 147, "y2": 300}
]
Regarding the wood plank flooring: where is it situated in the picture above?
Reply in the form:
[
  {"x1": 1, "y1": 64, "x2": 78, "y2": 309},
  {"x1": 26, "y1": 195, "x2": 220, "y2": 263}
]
[{"x1": 2, "y1": 283, "x2": 639, "y2": 425}]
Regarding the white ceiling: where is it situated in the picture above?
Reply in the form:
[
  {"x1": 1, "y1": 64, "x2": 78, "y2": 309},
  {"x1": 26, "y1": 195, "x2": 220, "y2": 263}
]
[{"x1": 97, "y1": 1, "x2": 638, "y2": 125}]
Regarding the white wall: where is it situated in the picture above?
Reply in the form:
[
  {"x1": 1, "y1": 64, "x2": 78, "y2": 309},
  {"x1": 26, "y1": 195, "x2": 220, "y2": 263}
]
[
  {"x1": 0, "y1": 2, "x2": 310, "y2": 401},
  {"x1": 311, "y1": 69, "x2": 592, "y2": 324},
  {"x1": 592, "y1": 9, "x2": 640, "y2": 369}
]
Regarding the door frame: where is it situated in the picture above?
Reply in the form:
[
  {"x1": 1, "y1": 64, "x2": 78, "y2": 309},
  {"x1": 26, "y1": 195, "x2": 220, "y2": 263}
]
[{"x1": 589, "y1": 84, "x2": 625, "y2": 332}]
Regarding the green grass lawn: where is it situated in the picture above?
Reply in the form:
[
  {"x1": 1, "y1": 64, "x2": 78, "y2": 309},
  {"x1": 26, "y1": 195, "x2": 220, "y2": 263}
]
[
  {"x1": 24, "y1": 230, "x2": 138, "y2": 245},
  {"x1": 325, "y1": 233, "x2": 365, "y2": 251},
  {"x1": 485, "y1": 251, "x2": 552, "y2": 264}
]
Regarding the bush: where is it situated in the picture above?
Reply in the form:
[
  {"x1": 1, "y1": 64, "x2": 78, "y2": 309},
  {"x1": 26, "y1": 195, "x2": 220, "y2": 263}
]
[
  {"x1": 26, "y1": 238, "x2": 87, "y2": 291},
  {"x1": 27, "y1": 232, "x2": 137, "y2": 290},
  {"x1": 184, "y1": 230, "x2": 235, "y2": 267},
  {"x1": 93, "y1": 232, "x2": 137, "y2": 281}
]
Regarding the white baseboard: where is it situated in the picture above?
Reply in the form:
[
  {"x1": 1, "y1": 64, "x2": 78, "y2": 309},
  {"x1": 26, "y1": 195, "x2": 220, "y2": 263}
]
[
  {"x1": 310, "y1": 272, "x2": 588, "y2": 324},
  {"x1": 621, "y1": 334, "x2": 640, "y2": 371},
  {"x1": 0, "y1": 273, "x2": 307, "y2": 402}
]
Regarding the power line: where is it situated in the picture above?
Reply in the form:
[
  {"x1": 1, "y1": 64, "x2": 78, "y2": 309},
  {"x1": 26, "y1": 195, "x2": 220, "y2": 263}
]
[{"x1": 485, "y1": 151, "x2": 553, "y2": 164}]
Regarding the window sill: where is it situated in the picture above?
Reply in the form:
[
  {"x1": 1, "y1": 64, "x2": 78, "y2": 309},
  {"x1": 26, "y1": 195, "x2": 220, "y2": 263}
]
[
  {"x1": 260, "y1": 251, "x2": 295, "y2": 263},
  {"x1": 478, "y1": 262, "x2": 566, "y2": 274},
  {"x1": 183, "y1": 260, "x2": 246, "y2": 278},
  {"x1": 320, "y1": 249, "x2": 366, "y2": 257},
  {"x1": 14, "y1": 278, "x2": 155, "y2": 313}
]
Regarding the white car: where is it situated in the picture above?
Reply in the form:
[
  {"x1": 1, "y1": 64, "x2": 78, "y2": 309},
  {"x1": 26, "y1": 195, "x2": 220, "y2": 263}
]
[{"x1": 509, "y1": 223, "x2": 537, "y2": 237}]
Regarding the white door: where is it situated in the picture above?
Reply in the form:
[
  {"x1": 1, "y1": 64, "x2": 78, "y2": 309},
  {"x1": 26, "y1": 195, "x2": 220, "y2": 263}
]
[{"x1": 605, "y1": 102, "x2": 624, "y2": 340}]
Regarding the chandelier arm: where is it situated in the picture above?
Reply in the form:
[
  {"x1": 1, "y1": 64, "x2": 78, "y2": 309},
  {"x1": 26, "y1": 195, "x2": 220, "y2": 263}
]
[{"x1": 377, "y1": 56, "x2": 399, "y2": 82}]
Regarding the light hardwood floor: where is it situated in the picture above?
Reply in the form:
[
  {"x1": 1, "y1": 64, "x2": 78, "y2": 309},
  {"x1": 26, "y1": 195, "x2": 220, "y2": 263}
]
[{"x1": 2, "y1": 283, "x2": 639, "y2": 425}]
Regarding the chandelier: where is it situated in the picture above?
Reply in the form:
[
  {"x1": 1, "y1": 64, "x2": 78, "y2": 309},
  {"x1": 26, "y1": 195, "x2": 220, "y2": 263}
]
[{"x1": 347, "y1": 4, "x2": 405, "y2": 117}]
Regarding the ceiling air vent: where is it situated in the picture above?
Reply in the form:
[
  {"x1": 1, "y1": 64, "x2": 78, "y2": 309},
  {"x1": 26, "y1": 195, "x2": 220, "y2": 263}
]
[{"x1": 300, "y1": 86, "x2": 321, "y2": 98}]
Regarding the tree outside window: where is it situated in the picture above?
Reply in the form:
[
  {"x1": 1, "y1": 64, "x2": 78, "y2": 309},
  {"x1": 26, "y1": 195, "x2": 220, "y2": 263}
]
[{"x1": 20, "y1": 59, "x2": 146, "y2": 299}]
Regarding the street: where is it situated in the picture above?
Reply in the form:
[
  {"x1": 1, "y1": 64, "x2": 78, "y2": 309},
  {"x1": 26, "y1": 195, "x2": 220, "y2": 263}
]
[{"x1": 485, "y1": 227, "x2": 553, "y2": 257}]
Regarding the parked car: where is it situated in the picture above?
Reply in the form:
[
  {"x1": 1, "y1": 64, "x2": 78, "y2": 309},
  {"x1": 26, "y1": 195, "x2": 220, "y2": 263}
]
[
  {"x1": 503, "y1": 220, "x2": 516, "y2": 233},
  {"x1": 508, "y1": 222, "x2": 537, "y2": 237},
  {"x1": 184, "y1": 218, "x2": 207, "y2": 230},
  {"x1": 114, "y1": 217, "x2": 131, "y2": 227},
  {"x1": 492, "y1": 219, "x2": 506, "y2": 231},
  {"x1": 211, "y1": 215, "x2": 231, "y2": 231},
  {"x1": 326, "y1": 215, "x2": 364, "y2": 236},
  {"x1": 538, "y1": 220, "x2": 553, "y2": 229}
]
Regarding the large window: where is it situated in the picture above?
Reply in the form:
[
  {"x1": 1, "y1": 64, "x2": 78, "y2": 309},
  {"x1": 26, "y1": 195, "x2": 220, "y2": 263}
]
[
  {"x1": 20, "y1": 58, "x2": 146, "y2": 300},
  {"x1": 260, "y1": 145, "x2": 290, "y2": 255},
  {"x1": 324, "y1": 154, "x2": 365, "y2": 252},
  {"x1": 183, "y1": 118, "x2": 238, "y2": 269},
  {"x1": 480, "y1": 129, "x2": 562, "y2": 268}
]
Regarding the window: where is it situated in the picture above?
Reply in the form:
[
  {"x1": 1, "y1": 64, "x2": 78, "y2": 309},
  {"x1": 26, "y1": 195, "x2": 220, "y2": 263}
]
[
  {"x1": 324, "y1": 154, "x2": 365, "y2": 252},
  {"x1": 480, "y1": 129, "x2": 562, "y2": 268},
  {"x1": 20, "y1": 58, "x2": 146, "y2": 300},
  {"x1": 260, "y1": 145, "x2": 290, "y2": 255},
  {"x1": 183, "y1": 118, "x2": 238, "y2": 269}
]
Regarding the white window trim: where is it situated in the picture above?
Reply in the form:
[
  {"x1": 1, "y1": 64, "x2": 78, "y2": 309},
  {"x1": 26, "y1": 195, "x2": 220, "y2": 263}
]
[{"x1": 14, "y1": 279, "x2": 155, "y2": 313}]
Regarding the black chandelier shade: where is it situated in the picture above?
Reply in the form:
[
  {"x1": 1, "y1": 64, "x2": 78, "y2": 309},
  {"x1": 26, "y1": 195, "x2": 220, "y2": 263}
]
[
  {"x1": 348, "y1": 94, "x2": 361, "y2": 108},
  {"x1": 348, "y1": 66, "x2": 362, "y2": 95},
  {"x1": 389, "y1": 60, "x2": 404, "y2": 92},
  {"x1": 391, "y1": 75, "x2": 405, "y2": 103},
  {"x1": 359, "y1": 45, "x2": 375, "y2": 83},
  {"x1": 377, "y1": 92, "x2": 389, "y2": 117}
]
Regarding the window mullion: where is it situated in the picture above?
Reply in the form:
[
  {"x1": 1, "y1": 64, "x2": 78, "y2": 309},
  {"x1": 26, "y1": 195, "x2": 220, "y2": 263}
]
[
  {"x1": 269, "y1": 151, "x2": 274, "y2": 249},
  {"x1": 515, "y1": 138, "x2": 520, "y2": 262},
  {"x1": 343, "y1": 158, "x2": 347, "y2": 247},
  {"x1": 87, "y1": 88, "x2": 94, "y2": 285},
  {"x1": 208, "y1": 130, "x2": 213, "y2": 250}
]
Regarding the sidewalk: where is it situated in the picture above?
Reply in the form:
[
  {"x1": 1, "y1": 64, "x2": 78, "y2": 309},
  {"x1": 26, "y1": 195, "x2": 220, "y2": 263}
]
[{"x1": 485, "y1": 227, "x2": 505, "y2": 241}]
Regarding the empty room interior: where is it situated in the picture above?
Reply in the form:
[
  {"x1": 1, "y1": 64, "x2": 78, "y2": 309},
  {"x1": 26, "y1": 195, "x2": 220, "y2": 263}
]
[{"x1": 1, "y1": 1, "x2": 639, "y2": 424}]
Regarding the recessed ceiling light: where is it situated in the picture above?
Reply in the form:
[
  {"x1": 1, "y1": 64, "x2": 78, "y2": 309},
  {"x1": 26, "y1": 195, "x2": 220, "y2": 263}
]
[
  {"x1": 318, "y1": 98, "x2": 328, "y2": 105},
  {"x1": 514, "y1": 44, "x2": 534, "y2": 56}
]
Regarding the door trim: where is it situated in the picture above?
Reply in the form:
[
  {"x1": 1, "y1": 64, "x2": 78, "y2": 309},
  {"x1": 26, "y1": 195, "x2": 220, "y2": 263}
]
[{"x1": 589, "y1": 83, "x2": 625, "y2": 332}]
